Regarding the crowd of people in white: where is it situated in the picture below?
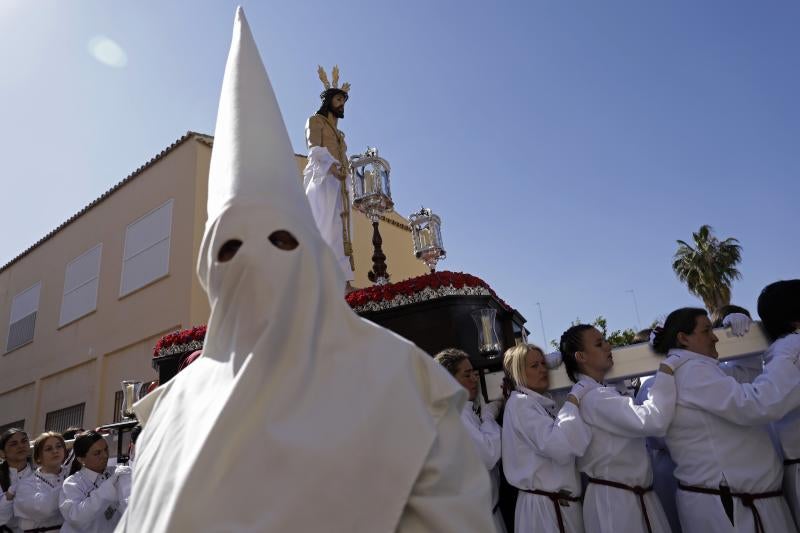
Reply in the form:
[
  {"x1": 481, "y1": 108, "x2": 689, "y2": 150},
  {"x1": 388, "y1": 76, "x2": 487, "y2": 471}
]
[
  {"x1": 1, "y1": 280, "x2": 798, "y2": 533},
  {"x1": 0, "y1": 427, "x2": 135, "y2": 533},
  {"x1": 434, "y1": 279, "x2": 800, "y2": 533}
]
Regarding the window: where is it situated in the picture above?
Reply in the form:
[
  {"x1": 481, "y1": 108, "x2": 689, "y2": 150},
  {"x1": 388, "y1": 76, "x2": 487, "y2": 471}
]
[
  {"x1": 6, "y1": 282, "x2": 41, "y2": 352},
  {"x1": 44, "y1": 403, "x2": 85, "y2": 433},
  {"x1": 59, "y1": 244, "x2": 102, "y2": 326},
  {"x1": 0, "y1": 419, "x2": 25, "y2": 434},
  {"x1": 120, "y1": 199, "x2": 173, "y2": 296}
]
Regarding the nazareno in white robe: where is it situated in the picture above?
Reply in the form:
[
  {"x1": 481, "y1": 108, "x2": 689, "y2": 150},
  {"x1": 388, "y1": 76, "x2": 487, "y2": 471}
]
[
  {"x1": 461, "y1": 402, "x2": 506, "y2": 533},
  {"x1": 0, "y1": 463, "x2": 32, "y2": 533},
  {"x1": 635, "y1": 378, "x2": 682, "y2": 533},
  {"x1": 502, "y1": 387, "x2": 591, "y2": 533},
  {"x1": 763, "y1": 332, "x2": 800, "y2": 527},
  {"x1": 664, "y1": 348, "x2": 800, "y2": 533},
  {"x1": 13, "y1": 468, "x2": 65, "y2": 531},
  {"x1": 117, "y1": 8, "x2": 494, "y2": 533},
  {"x1": 576, "y1": 372, "x2": 675, "y2": 533},
  {"x1": 61, "y1": 466, "x2": 127, "y2": 533},
  {"x1": 303, "y1": 145, "x2": 354, "y2": 282}
]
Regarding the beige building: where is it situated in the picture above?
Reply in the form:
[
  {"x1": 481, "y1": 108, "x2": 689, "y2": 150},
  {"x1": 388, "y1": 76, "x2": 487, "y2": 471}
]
[{"x1": 0, "y1": 131, "x2": 427, "y2": 435}]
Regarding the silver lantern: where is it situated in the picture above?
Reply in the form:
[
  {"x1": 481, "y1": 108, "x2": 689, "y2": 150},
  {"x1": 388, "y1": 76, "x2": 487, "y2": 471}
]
[
  {"x1": 409, "y1": 207, "x2": 446, "y2": 272},
  {"x1": 350, "y1": 147, "x2": 393, "y2": 222},
  {"x1": 350, "y1": 147, "x2": 393, "y2": 285},
  {"x1": 471, "y1": 308, "x2": 502, "y2": 359}
]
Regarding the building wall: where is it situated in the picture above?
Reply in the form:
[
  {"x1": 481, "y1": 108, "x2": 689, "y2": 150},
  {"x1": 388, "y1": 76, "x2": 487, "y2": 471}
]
[
  {"x1": 0, "y1": 135, "x2": 427, "y2": 433},
  {"x1": 0, "y1": 137, "x2": 209, "y2": 433}
]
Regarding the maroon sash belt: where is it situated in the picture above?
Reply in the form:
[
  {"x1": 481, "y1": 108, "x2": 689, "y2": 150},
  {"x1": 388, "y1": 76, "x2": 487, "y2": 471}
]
[
  {"x1": 587, "y1": 476, "x2": 654, "y2": 533},
  {"x1": 678, "y1": 483, "x2": 783, "y2": 533},
  {"x1": 518, "y1": 488, "x2": 580, "y2": 533},
  {"x1": 24, "y1": 526, "x2": 62, "y2": 533}
]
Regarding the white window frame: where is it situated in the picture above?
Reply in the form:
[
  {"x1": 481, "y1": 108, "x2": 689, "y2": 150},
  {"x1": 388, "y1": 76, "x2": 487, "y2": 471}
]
[
  {"x1": 59, "y1": 243, "x2": 102, "y2": 327},
  {"x1": 119, "y1": 199, "x2": 174, "y2": 297}
]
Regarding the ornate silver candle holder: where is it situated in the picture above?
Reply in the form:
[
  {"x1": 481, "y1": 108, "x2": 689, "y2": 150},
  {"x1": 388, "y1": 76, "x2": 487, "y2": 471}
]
[{"x1": 409, "y1": 207, "x2": 446, "y2": 272}]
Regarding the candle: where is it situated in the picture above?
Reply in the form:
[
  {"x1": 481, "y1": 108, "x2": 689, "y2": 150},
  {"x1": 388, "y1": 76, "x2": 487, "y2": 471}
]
[
  {"x1": 364, "y1": 170, "x2": 375, "y2": 194},
  {"x1": 419, "y1": 228, "x2": 432, "y2": 249},
  {"x1": 481, "y1": 316, "x2": 493, "y2": 347}
]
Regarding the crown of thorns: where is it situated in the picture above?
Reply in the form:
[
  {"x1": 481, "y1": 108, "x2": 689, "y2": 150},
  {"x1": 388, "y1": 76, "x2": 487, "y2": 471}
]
[{"x1": 318, "y1": 65, "x2": 350, "y2": 100}]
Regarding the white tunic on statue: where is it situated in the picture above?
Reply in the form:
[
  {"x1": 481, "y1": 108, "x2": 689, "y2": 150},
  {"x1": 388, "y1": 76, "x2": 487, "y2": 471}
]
[
  {"x1": 664, "y1": 347, "x2": 800, "y2": 533},
  {"x1": 13, "y1": 469, "x2": 65, "y2": 531},
  {"x1": 502, "y1": 387, "x2": 591, "y2": 533},
  {"x1": 764, "y1": 332, "x2": 800, "y2": 527},
  {"x1": 303, "y1": 145, "x2": 354, "y2": 282},
  {"x1": 461, "y1": 402, "x2": 506, "y2": 533},
  {"x1": 60, "y1": 467, "x2": 128, "y2": 533},
  {"x1": 576, "y1": 372, "x2": 675, "y2": 533},
  {"x1": 0, "y1": 463, "x2": 32, "y2": 533}
]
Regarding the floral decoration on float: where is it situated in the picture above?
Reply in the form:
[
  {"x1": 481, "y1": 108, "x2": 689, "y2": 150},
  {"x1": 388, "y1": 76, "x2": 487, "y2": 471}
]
[
  {"x1": 153, "y1": 325, "x2": 207, "y2": 358},
  {"x1": 345, "y1": 271, "x2": 515, "y2": 314}
]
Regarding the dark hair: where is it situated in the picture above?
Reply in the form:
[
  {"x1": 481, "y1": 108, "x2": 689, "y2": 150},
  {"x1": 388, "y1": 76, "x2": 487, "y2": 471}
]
[
  {"x1": 1, "y1": 428, "x2": 29, "y2": 491},
  {"x1": 434, "y1": 348, "x2": 470, "y2": 376},
  {"x1": 559, "y1": 324, "x2": 594, "y2": 383},
  {"x1": 61, "y1": 427, "x2": 84, "y2": 441},
  {"x1": 69, "y1": 430, "x2": 105, "y2": 475},
  {"x1": 758, "y1": 280, "x2": 800, "y2": 342},
  {"x1": 652, "y1": 307, "x2": 708, "y2": 354},
  {"x1": 632, "y1": 328, "x2": 653, "y2": 345},
  {"x1": 712, "y1": 305, "x2": 751, "y2": 328},
  {"x1": 316, "y1": 88, "x2": 348, "y2": 116},
  {"x1": 130, "y1": 425, "x2": 142, "y2": 445}
]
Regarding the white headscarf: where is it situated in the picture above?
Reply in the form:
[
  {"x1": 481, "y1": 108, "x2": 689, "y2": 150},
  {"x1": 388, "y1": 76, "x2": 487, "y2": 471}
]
[{"x1": 118, "y1": 8, "x2": 491, "y2": 532}]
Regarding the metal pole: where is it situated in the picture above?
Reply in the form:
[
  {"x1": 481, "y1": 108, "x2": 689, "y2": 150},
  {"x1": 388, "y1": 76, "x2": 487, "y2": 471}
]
[
  {"x1": 626, "y1": 290, "x2": 642, "y2": 330},
  {"x1": 536, "y1": 302, "x2": 548, "y2": 349}
]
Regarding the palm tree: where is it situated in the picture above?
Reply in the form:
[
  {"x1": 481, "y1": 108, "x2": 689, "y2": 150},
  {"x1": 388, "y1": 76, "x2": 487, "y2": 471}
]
[{"x1": 672, "y1": 225, "x2": 742, "y2": 320}]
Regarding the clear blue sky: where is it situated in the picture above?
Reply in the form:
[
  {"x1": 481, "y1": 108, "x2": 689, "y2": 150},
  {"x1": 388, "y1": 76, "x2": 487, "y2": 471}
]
[{"x1": 2, "y1": 1, "x2": 798, "y2": 347}]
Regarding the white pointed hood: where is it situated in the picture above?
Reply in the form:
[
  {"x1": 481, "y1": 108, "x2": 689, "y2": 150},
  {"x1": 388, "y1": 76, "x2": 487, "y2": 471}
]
[
  {"x1": 205, "y1": 7, "x2": 311, "y2": 228},
  {"x1": 119, "y1": 8, "x2": 493, "y2": 533}
]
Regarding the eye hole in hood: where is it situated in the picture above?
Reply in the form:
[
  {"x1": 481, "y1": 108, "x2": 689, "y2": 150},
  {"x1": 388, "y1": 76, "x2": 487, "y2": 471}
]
[
  {"x1": 268, "y1": 230, "x2": 299, "y2": 251},
  {"x1": 217, "y1": 239, "x2": 243, "y2": 262}
]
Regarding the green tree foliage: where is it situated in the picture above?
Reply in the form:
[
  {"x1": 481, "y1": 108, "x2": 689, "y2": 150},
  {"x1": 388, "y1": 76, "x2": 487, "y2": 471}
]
[
  {"x1": 551, "y1": 316, "x2": 637, "y2": 349},
  {"x1": 672, "y1": 225, "x2": 742, "y2": 320}
]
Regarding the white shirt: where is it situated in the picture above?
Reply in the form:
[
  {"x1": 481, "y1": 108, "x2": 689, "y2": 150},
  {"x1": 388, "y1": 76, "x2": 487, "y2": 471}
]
[
  {"x1": 577, "y1": 372, "x2": 676, "y2": 486},
  {"x1": 60, "y1": 466, "x2": 126, "y2": 533},
  {"x1": 13, "y1": 468, "x2": 65, "y2": 530},
  {"x1": 0, "y1": 463, "x2": 32, "y2": 533},
  {"x1": 665, "y1": 348, "x2": 800, "y2": 492},
  {"x1": 502, "y1": 387, "x2": 590, "y2": 495},
  {"x1": 461, "y1": 402, "x2": 502, "y2": 506},
  {"x1": 762, "y1": 333, "x2": 800, "y2": 461},
  {"x1": 720, "y1": 354, "x2": 763, "y2": 384}
]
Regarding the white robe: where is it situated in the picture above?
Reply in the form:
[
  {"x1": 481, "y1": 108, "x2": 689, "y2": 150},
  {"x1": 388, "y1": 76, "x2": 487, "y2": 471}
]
[
  {"x1": 303, "y1": 145, "x2": 354, "y2": 282},
  {"x1": 576, "y1": 372, "x2": 675, "y2": 533},
  {"x1": 60, "y1": 467, "x2": 127, "y2": 533},
  {"x1": 13, "y1": 468, "x2": 65, "y2": 530},
  {"x1": 665, "y1": 348, "x2": 800, "y2": 533},
  {"x1": 118, "y1": 9, "x2": 494, "y2": 533},
  {"x1": 0, "y1": 463, "x2": 32, "y2": 533},
  {"x1": 635, "y1": 378, "x2": 682, "y2": 533},
  {"x1": 720, "y1": 354, "x2": 763, "y2": 384},
  {"x1": 502, "y1": 387, "x2": 591, "y2": 533},
  {"x1": 763, "y1": 333, "x2": 800, "y2": 527},
  {"x1": 461, "y1": 402, "x2": 506, "y2": 533}
]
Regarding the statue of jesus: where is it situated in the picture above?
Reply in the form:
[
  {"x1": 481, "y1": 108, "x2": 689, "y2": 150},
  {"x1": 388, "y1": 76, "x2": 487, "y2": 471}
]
[{"x1": 303, "y1": 65, "x2": 355, "y2": 291}]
